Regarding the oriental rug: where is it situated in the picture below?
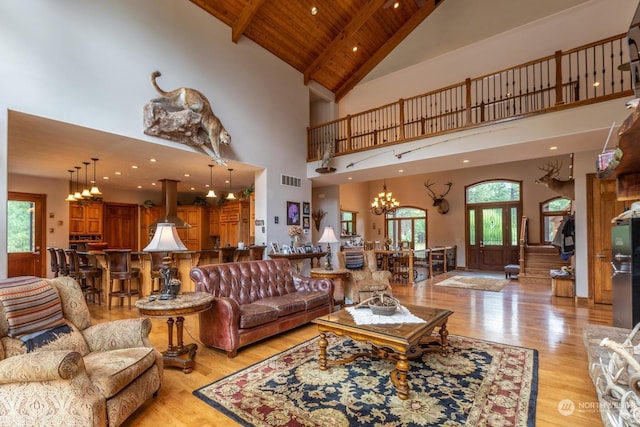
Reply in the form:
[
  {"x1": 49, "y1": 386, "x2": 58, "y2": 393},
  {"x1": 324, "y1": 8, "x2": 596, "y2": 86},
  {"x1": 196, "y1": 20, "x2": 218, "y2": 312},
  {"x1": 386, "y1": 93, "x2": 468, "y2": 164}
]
[
  {"x1": 435, "y1": 275, "x2": 510, "y2": 292},
  {"x1": 193, "y1": 334, "x2": 538, "y2": 427}
]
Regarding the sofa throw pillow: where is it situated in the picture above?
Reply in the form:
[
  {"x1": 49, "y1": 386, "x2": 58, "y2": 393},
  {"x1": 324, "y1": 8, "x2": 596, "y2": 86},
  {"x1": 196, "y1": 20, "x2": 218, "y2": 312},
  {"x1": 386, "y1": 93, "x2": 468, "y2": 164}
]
[
  {"x1": 0, "y1": 276, "x2": 65, "y2": 338},
  {"x1": 345, "y1": 251, "x2": 365, "y2": 270}
]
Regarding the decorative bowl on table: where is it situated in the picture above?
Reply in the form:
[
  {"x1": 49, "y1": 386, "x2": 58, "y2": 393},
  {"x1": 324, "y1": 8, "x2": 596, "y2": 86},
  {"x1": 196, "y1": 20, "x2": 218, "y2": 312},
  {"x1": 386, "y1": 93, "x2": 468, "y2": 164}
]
[{"x1": 366, "y1": 293, "x2": 400, "y2": 316}]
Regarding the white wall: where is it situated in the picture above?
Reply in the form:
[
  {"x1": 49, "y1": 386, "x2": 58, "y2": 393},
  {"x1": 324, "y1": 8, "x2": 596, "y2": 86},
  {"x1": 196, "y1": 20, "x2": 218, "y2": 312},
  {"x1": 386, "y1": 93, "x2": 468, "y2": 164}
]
[
  {"x1": 0, "y1": 0, "x2": 312, "y2": 276},
  {"x1": 340, "y1": 0, "x2": 638, "y2": 114}
]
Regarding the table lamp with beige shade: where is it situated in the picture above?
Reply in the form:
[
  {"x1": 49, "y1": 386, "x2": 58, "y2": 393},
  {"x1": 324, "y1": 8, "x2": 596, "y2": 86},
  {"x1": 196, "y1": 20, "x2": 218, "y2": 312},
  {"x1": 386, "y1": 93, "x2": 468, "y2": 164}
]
[
  {"x1": 144, "y1": 223, "x2": 187, "y2": 300},
  {"x1": 318, "y1": 226, "x2": 339, "y2": 270}
]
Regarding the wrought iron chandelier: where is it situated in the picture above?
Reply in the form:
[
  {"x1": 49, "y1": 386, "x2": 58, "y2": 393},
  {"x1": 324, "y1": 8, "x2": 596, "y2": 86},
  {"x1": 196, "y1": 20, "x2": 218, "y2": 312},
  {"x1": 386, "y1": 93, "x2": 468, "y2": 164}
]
[{"x1": 370, "y1": 181, "x2": 399, "y2": 215}]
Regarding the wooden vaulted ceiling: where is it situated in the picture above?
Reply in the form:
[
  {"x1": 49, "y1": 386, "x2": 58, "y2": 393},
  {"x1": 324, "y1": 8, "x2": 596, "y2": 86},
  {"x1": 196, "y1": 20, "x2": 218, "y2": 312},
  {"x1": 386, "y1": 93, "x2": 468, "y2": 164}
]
[{"x1": 190, "y1": 0, "x2": 444, "y2": 101}]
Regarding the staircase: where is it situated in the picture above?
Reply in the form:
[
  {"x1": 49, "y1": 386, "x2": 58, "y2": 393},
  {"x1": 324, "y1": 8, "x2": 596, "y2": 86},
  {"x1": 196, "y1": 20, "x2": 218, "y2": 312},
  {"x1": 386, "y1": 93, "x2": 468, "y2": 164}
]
[{"x1": 518, "y1": 245, "x2": 571, "y2": 285}]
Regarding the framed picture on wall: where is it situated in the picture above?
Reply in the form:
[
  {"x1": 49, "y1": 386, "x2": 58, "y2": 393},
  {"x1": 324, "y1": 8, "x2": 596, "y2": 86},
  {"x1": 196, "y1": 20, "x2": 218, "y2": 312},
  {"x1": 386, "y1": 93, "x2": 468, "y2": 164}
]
[
  {"x1": 303, "y1": 216, "x2": 310, "y2": 230},
  {"x1": 302, "y1": 202, "x2": 310, "y2": 215},
  {"x1": 287, "y1": 201, "x2": 300, "y2": 225}
]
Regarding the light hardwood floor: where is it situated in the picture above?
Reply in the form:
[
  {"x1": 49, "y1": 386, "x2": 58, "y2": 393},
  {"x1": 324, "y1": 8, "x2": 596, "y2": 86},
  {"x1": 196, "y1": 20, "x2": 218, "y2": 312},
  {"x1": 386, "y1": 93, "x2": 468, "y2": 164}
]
[{"x1": 90, "y1": 271, "x2": 612, "y2": 427}]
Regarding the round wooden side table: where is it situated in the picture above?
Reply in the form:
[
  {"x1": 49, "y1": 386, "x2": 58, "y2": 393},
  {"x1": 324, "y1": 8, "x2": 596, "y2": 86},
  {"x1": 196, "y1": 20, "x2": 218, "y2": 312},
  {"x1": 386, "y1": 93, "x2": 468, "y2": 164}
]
[
  {"x1": 135, "y1": 292, "x2": 214, "y2": 374},
  {"x1": 310, "y1": 267, "x2": 350, "y2": 309}
]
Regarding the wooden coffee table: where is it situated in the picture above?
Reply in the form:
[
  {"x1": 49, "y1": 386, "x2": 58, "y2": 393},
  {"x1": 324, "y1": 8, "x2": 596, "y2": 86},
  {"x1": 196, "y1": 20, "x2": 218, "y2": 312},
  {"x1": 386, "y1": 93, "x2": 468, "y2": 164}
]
[{"x1": 312, "y1": 304, "x2": 453, "y2": 400}]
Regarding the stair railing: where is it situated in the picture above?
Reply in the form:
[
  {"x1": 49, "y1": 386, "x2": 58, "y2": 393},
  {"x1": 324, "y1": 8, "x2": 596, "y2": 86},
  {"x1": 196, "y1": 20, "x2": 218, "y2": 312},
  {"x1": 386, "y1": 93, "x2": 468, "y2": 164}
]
[{"x1": 519, "y1": 216, "x2": 528, "y2": 276}]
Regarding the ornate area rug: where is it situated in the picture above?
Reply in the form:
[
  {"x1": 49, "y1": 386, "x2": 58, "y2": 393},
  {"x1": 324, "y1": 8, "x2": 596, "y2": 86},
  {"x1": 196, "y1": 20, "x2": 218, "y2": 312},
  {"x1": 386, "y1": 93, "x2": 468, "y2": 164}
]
[
  {"x1": 435, "y1": 275, "x2": 510, "y2": 292},
  {"x1": 193, "y1": 334, "x2": 538, "y2": 426}
]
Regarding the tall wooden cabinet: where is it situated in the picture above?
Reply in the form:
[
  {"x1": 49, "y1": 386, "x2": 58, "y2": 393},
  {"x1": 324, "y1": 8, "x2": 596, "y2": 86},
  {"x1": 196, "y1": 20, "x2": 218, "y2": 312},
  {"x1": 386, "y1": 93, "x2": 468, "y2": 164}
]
[
  {"x1": 219, "y1": 201, "x2": 251, "y2": 247},
  {"x1": 69, "y1": 201, "x2": 103, "y2": 244},
  {"x1": 139, "y1": 205, "x2": 211, "y2": 251},
  {"x1": 176, "y1": 206, "x2": 210, "y2": 251},
  {"x1": 103, "y1": 203, "x2": 138, "y2": 249}
]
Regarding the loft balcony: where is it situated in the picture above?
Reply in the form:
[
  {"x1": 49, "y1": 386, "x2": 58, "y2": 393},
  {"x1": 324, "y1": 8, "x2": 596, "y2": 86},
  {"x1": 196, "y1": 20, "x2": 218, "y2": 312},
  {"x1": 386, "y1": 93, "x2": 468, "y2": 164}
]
[{"x1": 307, "y1": 33, "x2": 633, "y2": 165}]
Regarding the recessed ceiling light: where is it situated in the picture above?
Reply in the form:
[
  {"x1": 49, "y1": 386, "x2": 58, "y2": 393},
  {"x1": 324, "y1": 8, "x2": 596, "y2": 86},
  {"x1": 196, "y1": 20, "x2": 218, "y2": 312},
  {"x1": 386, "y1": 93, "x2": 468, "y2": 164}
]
[
  {"x1": 550, "y1": 146, "x2": 558, "y2": 150},
  {"x1": 131, "y1": 165, "x2": 138, "y2": 169},
  {"x1": 184, "y1": 173, "x2": 190, "y2": 177},
  {"x1": 593, "y1": 81, "x2": 600, "y2": 87},
  {"x1": 151, "y1": 182, "x2": 156, "y2": 186},
  {"x1": 103, "y1": 176, "x2": 109, "y2": 180},
  {"x1": 310, "y1": 6, "x2": 318, "y2": 15},
  {"x1": 115, "y1": 171, "x2": 121, "y2": 175},
  {"x1": 352, "y1": 46, "x2": 358, "y2": 52},
  {"x1": 398, "y1": 169, "x2": 404, "y2": 173},
  {"x1": 394, "y1": 2, "x2": 400, "y2": 8},
  {"x1": 463, "y1": 159, "x2": 470, "y2": 163},
  {"x1": 190, "y1": 187, "x2": 195, "y2": 191},
  {"x1": 348, "y1": 177, "x2": 352, "y2": 180},
  {"x1": 149, "y1": 158, "x2": 157, "y2": 162},
  {"x1": 137, "y1": 185, "x2": 142, "y2": 189}
]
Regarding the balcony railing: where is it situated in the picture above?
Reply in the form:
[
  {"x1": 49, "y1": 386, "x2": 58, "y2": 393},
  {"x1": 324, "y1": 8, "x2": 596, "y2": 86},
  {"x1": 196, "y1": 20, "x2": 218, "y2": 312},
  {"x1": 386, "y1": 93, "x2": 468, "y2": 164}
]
[{"x1": 307, "y1": 34, "x2": 633, "y2": 162}]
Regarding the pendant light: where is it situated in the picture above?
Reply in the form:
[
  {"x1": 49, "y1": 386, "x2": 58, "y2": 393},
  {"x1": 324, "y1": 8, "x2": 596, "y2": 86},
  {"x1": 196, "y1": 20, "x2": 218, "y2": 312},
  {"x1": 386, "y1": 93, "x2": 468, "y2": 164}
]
[
  {"x1": 73, "y1": 166, "x2": 83, "y2": 200},
  {"x1": 370, "y1": 180, "x2": 399, "y2": 215},
  {"x1": 65, "y1": 169, "x2": 77, "y2": 202},
  {"x1": 90, "y1": 158, "x2": 102, "y2": 195},
  {"x1": 206, "y1": 164, "x2": 217, "y2": 198},
  {"x1": 226, "y1": 168, "x2": 236, "y2": 200},
  {"x1": 81, "y1": 161, "x2": 91, "y2": 198}
]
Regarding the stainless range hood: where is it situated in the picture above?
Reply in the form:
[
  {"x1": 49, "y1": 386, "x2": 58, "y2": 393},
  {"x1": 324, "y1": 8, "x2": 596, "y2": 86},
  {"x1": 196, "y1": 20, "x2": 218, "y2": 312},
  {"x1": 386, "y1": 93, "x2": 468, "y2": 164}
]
[{"x1": 151, "y1": 179, "x2": 191, "y2": 228}]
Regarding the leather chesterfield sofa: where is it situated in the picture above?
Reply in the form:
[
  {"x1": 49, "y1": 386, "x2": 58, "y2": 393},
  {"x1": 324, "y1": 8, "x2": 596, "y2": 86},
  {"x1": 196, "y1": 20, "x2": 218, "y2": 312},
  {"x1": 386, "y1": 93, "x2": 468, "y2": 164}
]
[{"x1": 190, "y1": 258, "x2": 333, "y2": 357}]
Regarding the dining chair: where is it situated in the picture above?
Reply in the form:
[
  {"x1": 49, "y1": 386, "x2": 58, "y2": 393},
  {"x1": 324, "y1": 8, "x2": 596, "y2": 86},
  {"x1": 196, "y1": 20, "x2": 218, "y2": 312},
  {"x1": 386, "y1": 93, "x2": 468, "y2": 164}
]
[{"x1": 104, "y1": 249, "x2": 141, "y2": 309}]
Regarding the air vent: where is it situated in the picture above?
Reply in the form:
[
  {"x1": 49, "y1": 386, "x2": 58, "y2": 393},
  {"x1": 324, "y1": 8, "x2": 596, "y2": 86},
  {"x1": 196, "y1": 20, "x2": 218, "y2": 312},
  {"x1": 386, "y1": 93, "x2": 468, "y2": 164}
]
[{"x1": 280, "y1": 174, "x2": 302, "y2": 188}]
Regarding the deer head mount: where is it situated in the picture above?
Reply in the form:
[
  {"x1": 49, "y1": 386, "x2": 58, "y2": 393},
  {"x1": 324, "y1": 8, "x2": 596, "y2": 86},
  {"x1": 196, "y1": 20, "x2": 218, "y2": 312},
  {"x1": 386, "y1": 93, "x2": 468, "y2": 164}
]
[
  {"x1": 424, "y1": 180, "x2": 452, "y2": 214},
  {"x1": 535, "y1": 161, "x2": 575, "y2": 200}
]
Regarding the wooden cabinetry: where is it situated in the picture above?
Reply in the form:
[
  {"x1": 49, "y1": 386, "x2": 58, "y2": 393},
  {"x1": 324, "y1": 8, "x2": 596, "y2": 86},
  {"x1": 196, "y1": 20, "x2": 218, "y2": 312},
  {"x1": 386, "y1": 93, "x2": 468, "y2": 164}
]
[
  {"x1": 69, "y1": 201, "x2": 103, "y2": 243},
  {"x1": 219, "y1": 201, "x2": 251, "y2": 247},
  {"x1": 139, "y1": 206, "x2": 164, "y2": 250},
  {"x1": 103, "y1": 203, "x2": 138, "y2": 249},
  {"x1": 176, "y1": 206, "x2": 210, "y2": 251}
]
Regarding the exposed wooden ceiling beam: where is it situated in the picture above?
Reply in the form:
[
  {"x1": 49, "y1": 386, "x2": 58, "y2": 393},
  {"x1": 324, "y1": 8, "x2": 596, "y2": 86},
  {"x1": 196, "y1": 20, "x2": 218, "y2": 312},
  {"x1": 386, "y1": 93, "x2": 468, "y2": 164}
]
[
  {"x1": 335, "y1": 0, "x2": 444, "y2": 101},
  {"x1": 304, "y1": 0, "x2": 387, "y2": 85},
  {"x1": 232, "y1": 0, "x2": 267, "y2": 43}
]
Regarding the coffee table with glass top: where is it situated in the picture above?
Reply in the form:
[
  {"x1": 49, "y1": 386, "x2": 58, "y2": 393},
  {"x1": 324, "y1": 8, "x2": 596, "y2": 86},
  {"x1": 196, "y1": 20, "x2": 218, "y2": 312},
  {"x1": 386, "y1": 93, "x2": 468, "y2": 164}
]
[{"x1": 312, "y1": 304, "x2": 453, "y2": 400}]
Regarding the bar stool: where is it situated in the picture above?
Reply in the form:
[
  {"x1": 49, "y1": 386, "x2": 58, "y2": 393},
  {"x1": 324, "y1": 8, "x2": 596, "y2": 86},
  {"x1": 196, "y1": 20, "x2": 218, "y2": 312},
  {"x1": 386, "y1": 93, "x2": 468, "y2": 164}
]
[
  {"x1": 218, "y1": 246, "x2": 236, "y2": 263},
  {"x1": 104, "y1": 249, "x2": 141, "y2": 309},
  {"x1": 249, "y1": 245, "x2": 267, "y2": 261},
  {"x1": 47, "y1": 247, "x2": 59, "y2": 277},
  {"x1": 66, "y1": 249, "x2": 103, "y2": 304},
  {"x1": 56, "y1": 248, "x2": 70, "y2": 276}
]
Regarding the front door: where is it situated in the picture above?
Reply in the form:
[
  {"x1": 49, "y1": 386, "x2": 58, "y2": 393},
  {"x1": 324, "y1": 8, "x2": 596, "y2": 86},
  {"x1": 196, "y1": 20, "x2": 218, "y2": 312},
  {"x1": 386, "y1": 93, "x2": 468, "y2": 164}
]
[
  {"x1": 588, "y1": 174, "x2": 638, "y2": 304},
  {"x1": 467, "y1": 203, "x2": 520, "y2": 270},
  {"x1": 7, "y1": 192, "x2": 46, "y2": 277}
]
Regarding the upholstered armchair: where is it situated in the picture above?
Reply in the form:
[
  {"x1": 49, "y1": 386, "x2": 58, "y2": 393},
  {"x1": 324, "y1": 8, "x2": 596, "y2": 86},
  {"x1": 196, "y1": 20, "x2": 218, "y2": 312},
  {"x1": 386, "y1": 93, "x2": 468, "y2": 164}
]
[
  {"x1": 0, "y1": 276, "x2": 163, "y2": 427},
  {"x1": 337, "y1": 250, "x2": 392, "y2": 303}
]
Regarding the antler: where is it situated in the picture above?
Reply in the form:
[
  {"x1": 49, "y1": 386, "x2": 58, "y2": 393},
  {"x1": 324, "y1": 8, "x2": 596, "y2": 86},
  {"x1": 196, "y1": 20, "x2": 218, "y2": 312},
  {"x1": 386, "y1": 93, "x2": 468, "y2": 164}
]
[
  {"x1": 425, "y1": 180, "x2": 452, "y2": 199},
  {"x1": 424, "y1": 180, "x2": 437, "y2": 199},
  {"x1": 441, "y1": 182, "x2": 452, "y2": 198},
  {"x1": 538, "y1": 160, "x2": 562, "y2": 176}
]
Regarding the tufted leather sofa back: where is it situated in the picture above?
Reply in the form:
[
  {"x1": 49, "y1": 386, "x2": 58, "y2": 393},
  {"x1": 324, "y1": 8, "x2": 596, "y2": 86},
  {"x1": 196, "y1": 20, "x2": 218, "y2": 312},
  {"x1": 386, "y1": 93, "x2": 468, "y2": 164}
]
[{"x1": 190, "y1": 259, "x2": 299, "y2": 305}]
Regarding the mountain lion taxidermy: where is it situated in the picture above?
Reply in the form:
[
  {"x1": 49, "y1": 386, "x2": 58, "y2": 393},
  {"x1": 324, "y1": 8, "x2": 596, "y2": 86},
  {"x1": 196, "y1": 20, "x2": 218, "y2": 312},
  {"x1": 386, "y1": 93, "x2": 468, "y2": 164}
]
[{"x1": 149, "y1": 71, "x2": 230, "y2": 165}]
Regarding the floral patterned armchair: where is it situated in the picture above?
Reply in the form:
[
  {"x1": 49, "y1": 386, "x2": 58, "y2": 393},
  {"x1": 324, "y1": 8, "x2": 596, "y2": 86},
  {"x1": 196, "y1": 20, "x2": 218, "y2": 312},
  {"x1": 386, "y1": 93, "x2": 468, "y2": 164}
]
[{"x1": 0, "y1": 276, "x2": 163, "y2": 426}]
